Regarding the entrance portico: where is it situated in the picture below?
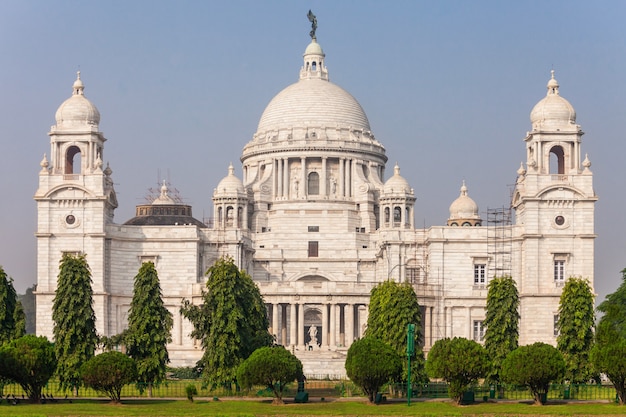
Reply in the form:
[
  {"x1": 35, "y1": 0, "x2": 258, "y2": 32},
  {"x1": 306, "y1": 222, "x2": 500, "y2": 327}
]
[{"x1": 266, "y1": 298, "x2": 368, "y2": 351}]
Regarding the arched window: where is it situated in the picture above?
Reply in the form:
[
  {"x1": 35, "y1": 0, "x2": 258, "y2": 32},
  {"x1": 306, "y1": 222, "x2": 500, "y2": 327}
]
[
  {"x1": 65, "y1": 145, "x2": 81, "y2": 174},
  {"x1": 311, "y1": 61, "x2": 317, "y2": 71},
  {"x1": 393, "y1": 207, "x2": 402, "y2": 223},
  {"x1": 308, "y1": 172, "x2": 320, "y2": 195},
  {"x1": 384, "y1": 207, "x2": 390, "y2": 224},
  {"x1": 549, "y1": 146, "x2": 565, "y2": 175},
  {"x1": 237, "y1": 207, "x2": 243, "y2": 228},
  {"x1": 226, "y1": 206, "x2": 234, "y2": 226}
]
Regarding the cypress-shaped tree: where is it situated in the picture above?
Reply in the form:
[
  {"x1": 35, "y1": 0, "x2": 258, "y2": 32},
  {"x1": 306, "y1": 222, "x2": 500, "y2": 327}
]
[
  {"x1": 181, "y1": 256, "x2": 272, "y2": 389},
  {"x1": 366, "y1": 280, "x2": 427, "y2": 384},
  {"x1": 484, "y1": 276, "x2": 520, "y2": 384},
  {"x1": 52, "y1": 253, "x2": 97, "y2": 393},
  {"x1": 125, "y1": 262, "x2": 172, "y2": 397},
  {"x1": 0, "y1": 266, "x2": 25, "y2": 345},
  {"x1": 557, "y1": 276, "x2": 595, "y2": 383}
]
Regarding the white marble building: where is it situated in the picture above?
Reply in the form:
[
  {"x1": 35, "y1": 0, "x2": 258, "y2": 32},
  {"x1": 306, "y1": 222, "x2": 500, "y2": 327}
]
[{"x1": 35, "y1": 30, "x2": 596, "y2": 375}]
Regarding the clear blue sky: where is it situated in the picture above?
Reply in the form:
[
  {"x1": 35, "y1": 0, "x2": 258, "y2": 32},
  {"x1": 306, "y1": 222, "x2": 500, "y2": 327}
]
[{"x1": 1, "y1": 1, "x2": 624, "y2": 304}]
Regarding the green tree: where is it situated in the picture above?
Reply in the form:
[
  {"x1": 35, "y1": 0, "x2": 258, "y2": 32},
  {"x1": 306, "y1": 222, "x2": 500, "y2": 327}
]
[
  {"x1": 590, "y1": 340, "x2": 626, "y2": 405},
  {"x1": 592, "y1": 269, "x2": 626, "y2": 405},
  {"x1": 0, "y1": 335, "x2": 57, "y2": 403},
  {"x1": 501, "y1": 342, "x2": 565, "y2": 405},
  {"x1": 19, "y1": 284, "x2": 37, "y2": 334},
  {"x1": 345, "y1": 336, "x2": 402, "y2": 403},
  {"x1": 483, "y1": 275, "x2": 519, "y2": 384},
  {"x1": 180, "y1": 257, "x2": 273, "y2": 388},
  {"x1": 557, "y1": 277, "x2": 595, "y2": 383},
  {"x1": 596, "y1": 268, "x2": 626, "y2": 345},
  {"x1": 124, "y1": 262, "x2": 173, "y2": 397},
  {"x1": 425, "y1": 337, "x2": 488, "y2": 405},
  {"x1": 0, "y1": 266, "x2": 25, "y2": 344},
  {"x1": 237, "y1": 345, "x2": 303, "y2": 404},
  {"x1": 52, "y1": 253, "x2": 98, "y2": 393},
  {"x1": 366, "y1": 280, "x2": 427, "y2": 383},
  {"x1": 80, "y1": 351, "x2": 137, "y2": 403}
]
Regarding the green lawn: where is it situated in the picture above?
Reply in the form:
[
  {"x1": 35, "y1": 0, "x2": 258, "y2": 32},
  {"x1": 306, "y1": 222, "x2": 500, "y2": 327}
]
[{"x1": 0, "y1": 398, "x2": 625, "y2": 417}]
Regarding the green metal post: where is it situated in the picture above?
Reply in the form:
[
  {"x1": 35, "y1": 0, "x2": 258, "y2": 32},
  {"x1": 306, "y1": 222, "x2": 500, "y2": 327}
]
[{"x1": 407, "y1": 323, "x2": 415, "y2": 406}]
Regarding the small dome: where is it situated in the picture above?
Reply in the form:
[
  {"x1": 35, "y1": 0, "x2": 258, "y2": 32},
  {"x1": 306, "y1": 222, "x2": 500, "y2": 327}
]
[
  {"x1": 383, "y1": 164, "x2": 412, "y2": 195},
  {"x1": 304, "y1": 39, "x2": 324, "y2": 56},
  {"x1": 214, "y1": 164, "x2": 246, "y2": 196},
  {"x1": 55, "y1": 72, "x2": 101, "y2": 128},
  {"x1": 530, "y1": 70, "x2": 576, "y2": 131},
  {"x1": 152, "y1": 181, "x2": 176, "y2": 205},
  {"x1": 448, "y1": 181, "x2": 480, "y2": 225}
]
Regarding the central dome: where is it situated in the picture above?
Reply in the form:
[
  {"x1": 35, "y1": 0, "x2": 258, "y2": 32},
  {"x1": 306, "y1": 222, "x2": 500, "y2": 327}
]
[
  {"x1": 257, "y1": 78, "x2": 371, "y2": 134},
  {"x1": 255, "y1": 38, "x2": 370, "y2": 135}
]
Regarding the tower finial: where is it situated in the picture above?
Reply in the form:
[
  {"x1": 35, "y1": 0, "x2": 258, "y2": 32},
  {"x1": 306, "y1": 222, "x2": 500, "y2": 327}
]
[{"x1": 307, "y1": 10, "x2": 317, "y2": 40}]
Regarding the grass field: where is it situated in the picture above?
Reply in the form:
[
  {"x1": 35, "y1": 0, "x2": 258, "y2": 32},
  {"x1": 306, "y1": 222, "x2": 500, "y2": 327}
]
[{"x1": 0, "y1": 397, "x2": 625, "y2": 417}]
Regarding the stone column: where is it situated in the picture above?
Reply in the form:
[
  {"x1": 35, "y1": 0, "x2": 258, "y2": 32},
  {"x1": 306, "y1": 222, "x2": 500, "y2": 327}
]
[
  {"x1": 272, "y1": 303, "x2": 279, "y2": 342},
  {"x1": 345, "y1": 159, "x2": 352, "y2": 197},
  {"x1": 321, "y1": 303, "x2": 328, "y2": 348},
  {"x1": 276, "y1": 159, "x2": 282, "y2": 198},
  {"x1": 345, "y1": 304, "x2": 354, "y2": 347},
  {"x1": 281, "y1": 304, "x2": 287, "y2": 345},
  {"x1": 321, "y1": 157, "x2": 327, "y2": 196},
  {"x1": 289, "y1": 303, "x2": 297, "y2": 347},
  {"x1": 301, "y1": 157, "x2": 306, "y2": 198},
  {"x1": 298, "y1": 303, "x2": 305, "y2": 349},
  {"x1": 283, "y1": 158, "x2": 289, "y2": 198},
  {"x1": 339, "y1": 158, "x2": 345, "y2": 197},
  {"x1": 329, "y1": 303, "x2": 336, "y2": 349}
]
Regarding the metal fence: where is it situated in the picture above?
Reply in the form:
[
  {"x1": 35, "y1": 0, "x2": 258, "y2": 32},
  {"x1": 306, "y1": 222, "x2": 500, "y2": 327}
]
[
  {"x1": 0, "y1": 379, "x2": 617, "y2": 401},
  {"x1": 393, "y1": 383, "x2": 617, "y2": 402}
]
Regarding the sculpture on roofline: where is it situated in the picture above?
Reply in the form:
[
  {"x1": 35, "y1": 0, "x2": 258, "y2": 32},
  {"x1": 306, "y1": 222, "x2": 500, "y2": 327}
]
[{"x1": 307, "y1": 10, "x2": 317, "y2": 40}]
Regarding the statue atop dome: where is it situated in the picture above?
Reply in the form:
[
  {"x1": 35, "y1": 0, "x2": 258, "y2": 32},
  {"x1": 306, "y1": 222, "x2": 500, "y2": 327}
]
[{"x1": 307, "y1": 10, "x2": 317, "y2": 40}]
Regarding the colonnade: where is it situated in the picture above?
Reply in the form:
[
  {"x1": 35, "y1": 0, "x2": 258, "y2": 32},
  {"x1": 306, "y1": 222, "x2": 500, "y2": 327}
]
[
  {"x1": 272, "y1": 157, "x2": 355, "y2": 199},
  {"x1": 268, "y1": 302, "x2": 366, "y2": 350},
  {"x1": 379, "y1": 201, "x2": 415, "y2": 228}
]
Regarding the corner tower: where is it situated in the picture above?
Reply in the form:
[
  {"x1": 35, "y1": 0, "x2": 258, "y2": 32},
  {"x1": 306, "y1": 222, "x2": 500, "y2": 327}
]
[
  {"x1": 34, "y1": 72, "x2": 117, "y2": 338},
  {"x1": 512, "y1": 71, "x2": 596, "y2": 343}
]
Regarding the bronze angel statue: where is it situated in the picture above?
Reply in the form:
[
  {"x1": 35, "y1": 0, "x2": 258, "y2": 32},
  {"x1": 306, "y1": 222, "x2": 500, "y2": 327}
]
[{"x1": 307, "y1": 10, "x2": 317, "y2": 40}]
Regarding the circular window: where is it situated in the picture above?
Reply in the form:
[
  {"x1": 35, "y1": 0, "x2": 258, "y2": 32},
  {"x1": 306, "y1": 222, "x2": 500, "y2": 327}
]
[
  {"x1": 555, "y1": 215, "x2": 565, "y2": 226},
  {"x1": 66, "y1": 214, "x2": 76, "y2": 225}
]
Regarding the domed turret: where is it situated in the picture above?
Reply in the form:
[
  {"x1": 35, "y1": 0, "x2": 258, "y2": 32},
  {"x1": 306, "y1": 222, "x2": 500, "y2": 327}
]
[
  {"x1": 214, "y1": 163, "x2": 246, "y2": 197},
  {"x1": 383, "y1": 163, "x2": 412, "y2": 195},
  {"x1": 448, "y1": 181, "x2": 481, "y2": 226},
  {"x1": 54, "y1": 71, "x2": 101, "y2": 129},
  {"x1": 212, "y1": 164, "x2": 249, "y2": 230},
  {"x1": 379, "y1": 164, "x2": 415, "y2": 229},
  {"x1": 530, "y1": 70, "x2": 576, "y2": 131}
]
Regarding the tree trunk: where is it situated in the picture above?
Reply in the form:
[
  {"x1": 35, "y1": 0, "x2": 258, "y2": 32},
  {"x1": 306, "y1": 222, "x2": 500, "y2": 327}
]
[{"x1": 616, "y1": 384, "x2": 626, "y2": 405}]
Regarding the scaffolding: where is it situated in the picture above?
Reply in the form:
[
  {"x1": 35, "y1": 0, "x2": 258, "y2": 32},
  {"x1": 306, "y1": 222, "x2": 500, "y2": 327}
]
[{"x1": 487, "y1": 207, "x2": 512, "y2": 278}]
